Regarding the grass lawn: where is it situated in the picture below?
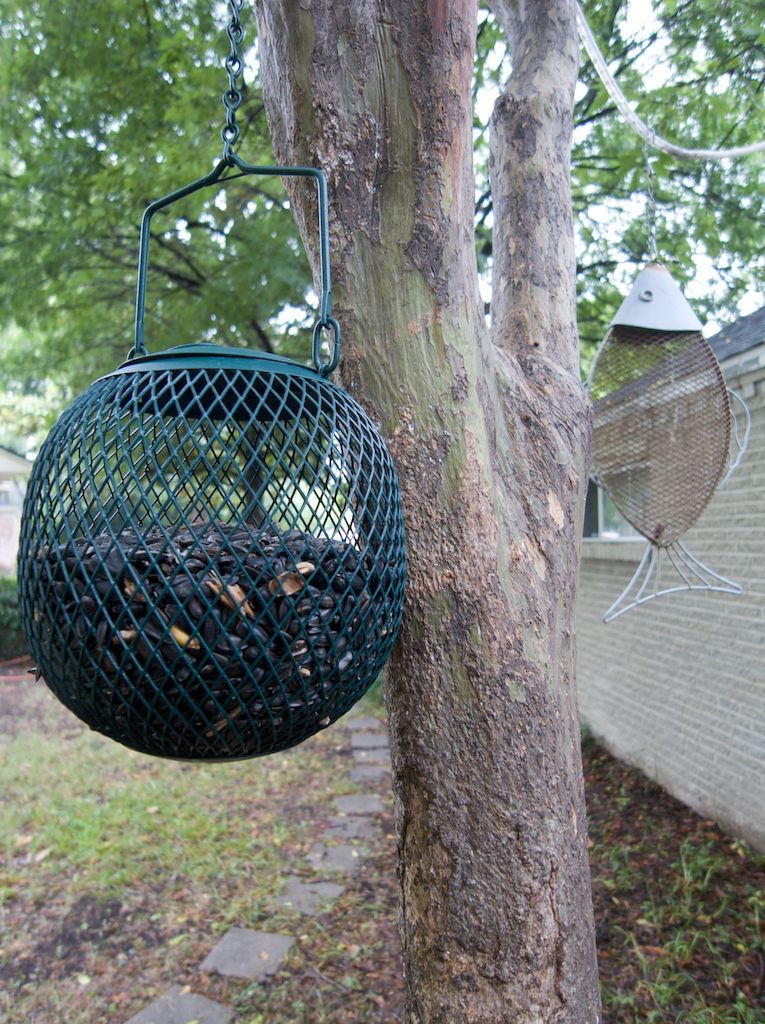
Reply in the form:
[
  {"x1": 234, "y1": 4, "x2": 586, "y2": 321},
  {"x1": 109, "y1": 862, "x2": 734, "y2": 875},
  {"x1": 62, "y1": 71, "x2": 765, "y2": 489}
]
[{"x1": 1, "y1": 668, "x2": 763, "y2": 1022}]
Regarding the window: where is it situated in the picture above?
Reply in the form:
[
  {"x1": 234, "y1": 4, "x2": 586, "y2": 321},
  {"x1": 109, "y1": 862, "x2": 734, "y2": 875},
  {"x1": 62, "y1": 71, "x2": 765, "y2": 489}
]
[
  {"x1": 583, "y1": 479, "x2": 640, "y2": 540},
  {"x1": 0, "y1": 480, "x2": 26, "y2": 509}
]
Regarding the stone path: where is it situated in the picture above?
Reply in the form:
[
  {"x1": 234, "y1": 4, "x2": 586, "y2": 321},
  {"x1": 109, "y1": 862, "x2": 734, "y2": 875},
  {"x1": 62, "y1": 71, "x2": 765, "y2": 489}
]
[
  {"x1": 350, "y1": 731, "x2": 390, "y2": 749},
  {"x1": 124, "y1": 986, "x2": 234, "y2": 1024},
  {"x1": 307, "y1": 840, "x2": 363, "y2": 874},
  {"x1": 274, "y1": 875, "x2": 345, "y2": 914},
  {"x1": 324, "y1": 814, "x2": 377, "y2": 841},
  {"x1": 334, "y1": 792, "x2": 385, "y2": 815},
  {"x1": 125, "y1": 713, "x2": 392, "y2": 1024},
  {"x1": 199, "y1": 928, "x2": 294, "y2": 980},
  {"x1": 350, "y1": 763, "x2": 389, "y2": 783},
  {"x1": 353, "y1": 746, "x2": 392, "y2": 765}
]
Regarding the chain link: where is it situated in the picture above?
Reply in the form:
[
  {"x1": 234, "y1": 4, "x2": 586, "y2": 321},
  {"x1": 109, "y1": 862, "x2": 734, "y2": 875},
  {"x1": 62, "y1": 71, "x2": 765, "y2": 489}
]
[
  {"x1": 643, "y1": 142, "x2": 659, "y2": 262},
  {"x1": 222, "y1": 0, "x2": 246, "y2": 162}
]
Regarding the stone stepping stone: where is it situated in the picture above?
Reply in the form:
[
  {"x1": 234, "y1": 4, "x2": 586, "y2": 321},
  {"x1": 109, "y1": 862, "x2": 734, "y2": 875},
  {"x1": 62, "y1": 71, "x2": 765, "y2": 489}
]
[
  {"x1": 353, "y1": 745, "x2": 391, "y2": 762},
  {"x1": 325, "y1": 815, "x2": 377, "y2": 841},
  {"x1": 350, "y1": 732, "x2": 389, "y2": 749},
  {"x1": 275, "y1": 875, "x2": 344, "y2": 915},
  {"x1": 199, "y1": 928, "x2": 294, "y2": 981},
  {"x1": 125, "y1": 985, "x2": 233, "y2": 1024},
  {"x1": 350, "y1": 764, "x2": 390, "y2": 784},
  {"x1": 344, "y1": 716, "x2": 383, "y2": 731},
  {"x1": 307, "y1": 842, "x2": 363, "y2": 874},
  {"x1": 335, "y1": 793, "x2": 384, "y2": 816}
]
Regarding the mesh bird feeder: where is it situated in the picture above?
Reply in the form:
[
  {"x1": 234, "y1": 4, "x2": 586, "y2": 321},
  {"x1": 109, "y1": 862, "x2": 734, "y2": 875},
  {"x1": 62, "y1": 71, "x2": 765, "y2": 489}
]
[
  {"x1": 17, "y1": 158, "x2": 407, "y2": 761},
  {"x1": 589, "y1": 263, "x2": 742, "y2": 620},
  {"x1": 590, "y1": 263, "x2": 732, "y2": 545}
]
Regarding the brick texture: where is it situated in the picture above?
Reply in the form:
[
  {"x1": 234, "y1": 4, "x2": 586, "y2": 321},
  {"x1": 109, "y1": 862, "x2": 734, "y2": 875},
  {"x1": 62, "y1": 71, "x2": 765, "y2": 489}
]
[{"x1": 576, "y1": 364, "x2": 765, "y2": 850}]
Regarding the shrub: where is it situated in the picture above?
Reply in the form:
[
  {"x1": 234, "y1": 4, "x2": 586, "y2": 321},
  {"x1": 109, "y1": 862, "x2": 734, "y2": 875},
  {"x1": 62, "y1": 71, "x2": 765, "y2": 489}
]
[{"x1": 0, "y1": 577, "x2": 27, "y2": 660}]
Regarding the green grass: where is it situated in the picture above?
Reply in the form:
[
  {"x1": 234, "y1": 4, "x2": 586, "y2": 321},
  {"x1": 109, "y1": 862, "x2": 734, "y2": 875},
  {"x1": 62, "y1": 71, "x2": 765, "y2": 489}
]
[
  {"x1": 624, "y1": 836, "x2": 765, "y2": 1021},
  {"x1": 357, "y1": 674, "x2": 386, "y2": 715},
  {"x1": 2, "y1": 729, "x2": 350, "y2": 902}
]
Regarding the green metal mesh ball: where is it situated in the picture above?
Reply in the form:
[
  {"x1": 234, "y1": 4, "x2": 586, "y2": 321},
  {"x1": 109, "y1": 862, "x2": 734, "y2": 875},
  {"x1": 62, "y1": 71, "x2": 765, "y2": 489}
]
[{"x1": 18, "y1": 345, "x2": 406, "y2": 761}]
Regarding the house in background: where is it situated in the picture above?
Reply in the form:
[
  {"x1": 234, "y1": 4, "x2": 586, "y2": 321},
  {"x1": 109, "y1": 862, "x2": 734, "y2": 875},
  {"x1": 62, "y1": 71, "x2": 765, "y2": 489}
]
[
  {"x1": 576, "y1": 305, "x2": 765, "y2": 850},
  {"x1": 0, "y1": 445, "x2": 32, "y2": 575}
]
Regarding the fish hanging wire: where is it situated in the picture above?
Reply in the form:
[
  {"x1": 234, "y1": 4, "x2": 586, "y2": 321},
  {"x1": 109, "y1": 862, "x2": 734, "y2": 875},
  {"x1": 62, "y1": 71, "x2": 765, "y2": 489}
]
[
  {"x1": 601, "y1": 541, "x2": 742, "y2": 624},
  {"x1": 576, "y1": 4, "x2": 765, "y2": 162}
]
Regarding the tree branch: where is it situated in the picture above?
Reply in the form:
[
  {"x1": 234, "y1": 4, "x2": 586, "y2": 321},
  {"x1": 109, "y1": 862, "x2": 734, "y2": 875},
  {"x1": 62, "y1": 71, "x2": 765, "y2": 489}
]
[
  {"x1": 488, "y1": 0, "x2": 581, "y2": 374},
  {"x1": 248, "y1": 317, "x2": 275, "y2": 353}
]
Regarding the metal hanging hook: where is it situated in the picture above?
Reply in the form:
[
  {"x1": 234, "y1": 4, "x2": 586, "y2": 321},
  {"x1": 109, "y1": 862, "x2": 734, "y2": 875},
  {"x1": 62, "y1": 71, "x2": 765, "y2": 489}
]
[
  {"x1": 130, "y1": 0, "x2": 341, "y2": 374},
  {"x1": 131, "y1": 160, "x2": 340, "y2": 375}
]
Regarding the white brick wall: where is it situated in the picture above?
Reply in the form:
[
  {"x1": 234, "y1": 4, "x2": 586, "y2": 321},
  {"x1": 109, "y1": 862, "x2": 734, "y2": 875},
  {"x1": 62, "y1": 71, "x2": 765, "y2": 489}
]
[
  {"x1": 0, "y1": 507, "x2": 21, "y2": 574},
  {"x1": 576, "y1": 361, "x2": 765, "y2": 850}
]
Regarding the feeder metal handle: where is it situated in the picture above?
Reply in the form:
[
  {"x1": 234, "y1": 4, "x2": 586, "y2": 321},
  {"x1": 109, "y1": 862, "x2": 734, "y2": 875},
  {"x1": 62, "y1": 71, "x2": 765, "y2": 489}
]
[{"x1": 133, "y1": 155, "x2": 340, "y2": 376}]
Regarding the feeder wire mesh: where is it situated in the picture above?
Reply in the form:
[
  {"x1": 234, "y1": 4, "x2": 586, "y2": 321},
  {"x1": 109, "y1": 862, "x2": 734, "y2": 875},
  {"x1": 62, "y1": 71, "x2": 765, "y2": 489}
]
[{"x1": 19, "y1": 355, "x2": 406, "y2": 760}]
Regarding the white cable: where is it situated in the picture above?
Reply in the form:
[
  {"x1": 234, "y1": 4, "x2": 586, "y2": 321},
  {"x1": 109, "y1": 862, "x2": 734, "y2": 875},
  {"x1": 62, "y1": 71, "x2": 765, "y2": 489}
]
[{"x1": 577, "y1": 4, "x2": 765, "y2": 162}]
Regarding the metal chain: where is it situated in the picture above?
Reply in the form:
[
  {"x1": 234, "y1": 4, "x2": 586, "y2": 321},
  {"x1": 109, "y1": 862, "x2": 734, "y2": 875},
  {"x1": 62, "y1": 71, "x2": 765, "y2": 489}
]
[
  {"x1": 222, "y1": 0, "x2": 246, "y2": 163},
  {"x1": 643, "y1": 142, "x2": 659, "y2": 262},
  {"x1": 214, "y1": 1, "x2": 340, "y2": 372}
]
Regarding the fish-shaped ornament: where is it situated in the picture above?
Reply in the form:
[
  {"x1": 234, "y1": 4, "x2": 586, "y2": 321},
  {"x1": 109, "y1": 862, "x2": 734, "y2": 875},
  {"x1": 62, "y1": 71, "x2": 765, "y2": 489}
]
[{"x1": 588, "y1": 263, "x2": 743, "y2": 621}]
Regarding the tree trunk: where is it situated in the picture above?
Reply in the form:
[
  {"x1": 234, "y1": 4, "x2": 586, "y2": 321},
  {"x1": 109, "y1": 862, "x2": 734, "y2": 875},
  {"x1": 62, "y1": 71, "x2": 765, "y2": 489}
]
[{"x1": 256, "y1": 1, "x2": 601, "y2": 1020}]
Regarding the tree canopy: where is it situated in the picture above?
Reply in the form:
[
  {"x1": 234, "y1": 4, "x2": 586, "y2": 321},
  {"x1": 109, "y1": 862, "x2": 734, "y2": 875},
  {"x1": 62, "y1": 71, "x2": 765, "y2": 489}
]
[
  {"x1": 1, "y1": 0, "x2": 763, "y2": 430},
  {"x1": 0, "y1": 0, "x2": 312, "y2": 409}
]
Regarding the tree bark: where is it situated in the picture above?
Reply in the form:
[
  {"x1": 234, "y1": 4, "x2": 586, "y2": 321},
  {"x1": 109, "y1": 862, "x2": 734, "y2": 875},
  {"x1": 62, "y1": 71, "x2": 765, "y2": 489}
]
[{"x1": 256, "y1": 1, "x2": 600, "y2": 1020}]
